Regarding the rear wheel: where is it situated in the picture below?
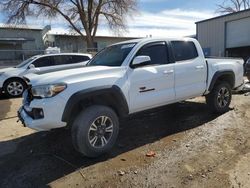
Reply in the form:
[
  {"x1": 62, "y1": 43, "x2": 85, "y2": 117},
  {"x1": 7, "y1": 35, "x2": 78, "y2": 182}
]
[
  {"x1": 206, "y1": 82, "x2": 232, "y2": 113},
  {"x1": 71, "y1": 105, "x2": 119, "y2": 158},
  {"x1": 3, "y1": 79, "x2": 26, "y2": 98}
]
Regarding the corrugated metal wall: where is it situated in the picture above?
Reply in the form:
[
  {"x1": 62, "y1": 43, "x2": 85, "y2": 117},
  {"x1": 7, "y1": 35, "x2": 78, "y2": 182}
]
[
  {"x1": 196, "y1": 9, "x2": 250, "y2": 57},
  {"x1": 226, "y1": 16, "x2": 250, "y2": 48}
]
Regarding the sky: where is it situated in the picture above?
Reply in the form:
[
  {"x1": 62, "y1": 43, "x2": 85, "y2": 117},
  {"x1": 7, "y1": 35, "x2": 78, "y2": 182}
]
[{"x1": 0, "y1": 0, "x2": 223, "y2": 37}]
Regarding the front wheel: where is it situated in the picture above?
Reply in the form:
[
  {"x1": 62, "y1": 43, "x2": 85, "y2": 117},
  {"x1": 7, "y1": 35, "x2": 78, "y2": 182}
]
[
  {"x1": 3, "y1": 79, "x2": 26, "y2": 98},
  {"x1": 206, "y1": 82, "x2": 232, "y2": 114},
  {"x1": 71, "y1": 105, "x2": 119, "y2": 158}
]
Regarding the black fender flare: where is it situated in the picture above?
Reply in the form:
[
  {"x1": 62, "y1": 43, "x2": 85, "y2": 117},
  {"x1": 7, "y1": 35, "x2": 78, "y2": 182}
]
[
  {"x1": 208, "y1": 70, "x2": 235, "y2": 91},
  {"x1": 61, "y1": 85, "x2": 129, "y2": 123}
]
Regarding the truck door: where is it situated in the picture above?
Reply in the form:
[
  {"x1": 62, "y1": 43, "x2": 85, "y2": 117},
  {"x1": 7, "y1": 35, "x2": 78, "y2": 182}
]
[
  {"x1": 128, "y1": 41, "x2": 175, "y2": 113},
  {"x1": 171, "y1": 41, "x2": 207, "y2": 100}
]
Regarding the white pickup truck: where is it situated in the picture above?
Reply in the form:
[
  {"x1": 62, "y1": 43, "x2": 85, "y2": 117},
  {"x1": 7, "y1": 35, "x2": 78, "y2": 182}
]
[{"x1": 18, "y1": 38, "x2": 244, "y2": 157}]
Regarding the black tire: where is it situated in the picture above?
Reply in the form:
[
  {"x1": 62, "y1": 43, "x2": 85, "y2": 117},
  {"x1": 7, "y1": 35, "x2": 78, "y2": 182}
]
[
  {"x1": 71, "y1": 105, "x2": 119, "y2": 158},
  {"x1": 206, "y1": 82, "x2": 232, "y2": 113},
  {"x1": 3, "y1": 78, "x2": 26, "y2": 98}
]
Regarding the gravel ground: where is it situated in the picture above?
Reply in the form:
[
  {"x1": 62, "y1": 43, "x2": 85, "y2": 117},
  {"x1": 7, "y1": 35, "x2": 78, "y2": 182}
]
[{"x1": 0, "y1": 92, "x2": 250, "y2": 188}]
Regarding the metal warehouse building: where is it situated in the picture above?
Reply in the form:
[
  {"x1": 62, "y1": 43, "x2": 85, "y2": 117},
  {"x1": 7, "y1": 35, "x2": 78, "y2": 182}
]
[
  {"x1": 0, "y1": 25, "x2": 50, "y2": 61},
  {"x1": 44, "y1": 33, "x2": 136, "y2": 53},
  {"x1": 196, "y1": 8, "x2": 250, "y2": 61},
  {"x1": 0, "y1": 24, "x2": 137, "y2": 65}
]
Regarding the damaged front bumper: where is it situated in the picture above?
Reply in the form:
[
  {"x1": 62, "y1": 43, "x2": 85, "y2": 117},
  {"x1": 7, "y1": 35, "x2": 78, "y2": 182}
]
[{"x1": 17, "y1": 90, "x2": 67, "y2": 131}]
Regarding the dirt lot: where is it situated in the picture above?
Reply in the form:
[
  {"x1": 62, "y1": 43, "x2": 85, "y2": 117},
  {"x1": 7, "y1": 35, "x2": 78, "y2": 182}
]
[{"x1": 0, "y1": 91, "x2": 250, "y2": 188}]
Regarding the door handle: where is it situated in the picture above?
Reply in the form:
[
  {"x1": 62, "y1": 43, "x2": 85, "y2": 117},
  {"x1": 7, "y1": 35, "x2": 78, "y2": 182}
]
[
  {"x1": 195, "y1": 65, "x2": 204, "y2": 69},
  {"x1": 163, "y1": 70, "x2": 174, "y2": 75}
]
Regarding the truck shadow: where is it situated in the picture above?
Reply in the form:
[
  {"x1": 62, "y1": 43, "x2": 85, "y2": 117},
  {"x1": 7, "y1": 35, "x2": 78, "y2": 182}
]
[{"x1": 0, "y1": 101, "x2": 222, "y2": 188}]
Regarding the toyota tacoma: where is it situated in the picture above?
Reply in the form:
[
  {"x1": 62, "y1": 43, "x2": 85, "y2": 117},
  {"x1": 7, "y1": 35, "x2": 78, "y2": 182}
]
[{"x1": 18, "y1": 38, "x2": 244, "y2": 157}]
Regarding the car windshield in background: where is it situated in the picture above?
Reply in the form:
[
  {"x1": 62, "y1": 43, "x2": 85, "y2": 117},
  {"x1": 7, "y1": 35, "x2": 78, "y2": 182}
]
[
  {"x1": 88, "y1": 43, "x2": 137, "y2": 67},
  {"x1": 16, "y1": 56, "x2": 38, "y2": 68}
]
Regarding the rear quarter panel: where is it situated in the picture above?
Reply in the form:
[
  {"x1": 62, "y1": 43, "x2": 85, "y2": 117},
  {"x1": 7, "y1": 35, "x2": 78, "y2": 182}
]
[{"x1": 206, "y1": 58, "x2": 244, "y2": 91}]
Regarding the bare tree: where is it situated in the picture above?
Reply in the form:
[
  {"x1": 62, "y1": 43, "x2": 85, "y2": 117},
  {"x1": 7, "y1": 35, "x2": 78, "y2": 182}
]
[
  {"x1": 217, "y1": 0, "x2": 250, "y2": 14},
  {"x1": 0, "y1": 0, "x2": 137, "y2": 50}
]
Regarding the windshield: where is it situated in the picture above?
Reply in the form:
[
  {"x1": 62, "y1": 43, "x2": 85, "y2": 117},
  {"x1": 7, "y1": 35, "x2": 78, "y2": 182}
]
[
  {"x1": 16, "y1": 56, "x2": 38, "y2": 68},
  {"x1": 88, "y1": 43, "x2": 136, "y2": 66}
]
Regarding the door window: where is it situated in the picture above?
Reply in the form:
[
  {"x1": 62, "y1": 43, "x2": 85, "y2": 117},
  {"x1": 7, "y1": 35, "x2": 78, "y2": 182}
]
[
  {"x1": 53, "y1": 55, "x2": 72, "y2": 65},
  {"x1": 33, "y1": 57, "x2": 53, "y2": 67},
  {"x1": 171, "y1": 41, "x2": 198, "y2": 62},
  {"x1": 72, "y1": 55, "x2": 90, "y2": 63},
  {"x1": 136, "y1": 42, "x2": 168, "y2": 66},
  {"x1": 53, "y1": 55, "x2": 90, "y2": 65}
]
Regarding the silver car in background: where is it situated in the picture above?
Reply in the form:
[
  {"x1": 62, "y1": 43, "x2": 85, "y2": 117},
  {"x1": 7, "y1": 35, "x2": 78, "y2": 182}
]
[{"x1": 0, "y1": 53, "x2": 92, "y2": 97}]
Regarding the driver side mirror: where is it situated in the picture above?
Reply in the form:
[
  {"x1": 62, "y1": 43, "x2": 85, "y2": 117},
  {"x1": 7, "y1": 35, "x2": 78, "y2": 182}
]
[
  {"x1": 28, "y1": 64, "x2": 35, "y2": 69},
  {"x1": 131, "y1": 56, "x2": 151, "y2": 68}
]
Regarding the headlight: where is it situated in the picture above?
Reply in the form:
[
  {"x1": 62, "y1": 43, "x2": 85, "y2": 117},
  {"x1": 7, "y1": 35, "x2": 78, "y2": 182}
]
[{"x1": 31, "y1": 83, "x2": 67, "y2": 98}]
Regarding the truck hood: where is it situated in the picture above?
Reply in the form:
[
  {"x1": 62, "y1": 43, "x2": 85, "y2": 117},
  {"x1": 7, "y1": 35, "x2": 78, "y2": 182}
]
[{"x1": 25, "y1": 66, "x2": 127, "y2": 86}]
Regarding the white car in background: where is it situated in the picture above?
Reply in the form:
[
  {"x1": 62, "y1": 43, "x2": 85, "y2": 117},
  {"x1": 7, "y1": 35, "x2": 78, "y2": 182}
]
[{"x1": 0, "y1": 53, "x2": 92, "y2": 97}]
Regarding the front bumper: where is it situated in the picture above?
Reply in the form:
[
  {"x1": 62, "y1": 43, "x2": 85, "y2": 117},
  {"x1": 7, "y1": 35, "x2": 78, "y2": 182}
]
[{"x1": 18, "y1": 94, "x2": 67, "y2": 131}]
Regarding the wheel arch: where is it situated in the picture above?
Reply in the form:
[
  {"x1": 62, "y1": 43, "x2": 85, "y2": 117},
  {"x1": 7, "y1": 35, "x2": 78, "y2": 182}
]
[
  {"x1": 3, "y1": 76, "x2": 27, "y2": 87},
  {"x1": 208, "y1": 70, "x2": 235, "y2": 91},
  {"x1": 62, "y1": 85, "x2": 129, "y2": 124}
]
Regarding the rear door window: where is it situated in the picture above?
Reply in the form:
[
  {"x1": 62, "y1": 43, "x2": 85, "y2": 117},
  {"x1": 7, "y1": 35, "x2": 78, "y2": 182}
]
[
  {"x1": 72, "y1": 55, "x2": 90, "y2": 63},
  {"x1": 53, "y1": 55, "x2": 90, "y2": 65},
  {"x1": 171, "y1": 41, "x2": 198, "y2": 62},
  {"x1": 53, "y1": 55, "x2": 73, "y2": 65}
]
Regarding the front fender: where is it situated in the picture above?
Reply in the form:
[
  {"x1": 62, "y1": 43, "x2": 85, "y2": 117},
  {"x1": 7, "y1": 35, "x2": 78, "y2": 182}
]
[{"x1": 61, "y1": 85, "x2": 129, "y2": 123}]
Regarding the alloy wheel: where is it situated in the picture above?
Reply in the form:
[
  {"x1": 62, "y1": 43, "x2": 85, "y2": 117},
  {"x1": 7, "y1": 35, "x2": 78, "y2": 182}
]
[
  {"x1": 7, "y1": 81, "x2": 24, "y2": 96},
  {"x1": 88, "y1": 116, "x2": 114, "y2": 148},
  {"x1": 217, "y1": 87, "x2": 230, "y2": 108}
]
